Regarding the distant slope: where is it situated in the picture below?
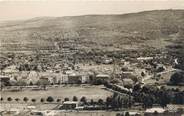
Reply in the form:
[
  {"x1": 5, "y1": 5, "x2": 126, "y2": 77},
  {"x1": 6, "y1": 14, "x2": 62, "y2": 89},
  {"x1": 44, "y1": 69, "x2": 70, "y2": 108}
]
[{"x1": 0, "y1": 10, "x2": 184, "y2": 52}]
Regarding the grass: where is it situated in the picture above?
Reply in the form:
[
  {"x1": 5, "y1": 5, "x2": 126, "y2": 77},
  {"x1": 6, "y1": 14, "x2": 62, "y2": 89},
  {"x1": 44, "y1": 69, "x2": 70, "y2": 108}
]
[{"x1": 0, "y1": 85, "x2": 112, "y2": 102}]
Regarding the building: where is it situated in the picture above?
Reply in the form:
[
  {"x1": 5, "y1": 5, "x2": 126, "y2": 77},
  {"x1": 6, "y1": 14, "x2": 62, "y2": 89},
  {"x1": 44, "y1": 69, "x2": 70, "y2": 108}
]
[
  {"x1": 68, "y1": 73, "x2": 82, "y2": 84},
  {"x1": 59, "y1": 101, "x2": 79, "y2": 110},
  {"x1": 137, "y1": 57, "x2": 154, "y2": 61},
  {"x1": 96, "y1": 74, "x2": 110, "y2": 81},
  {"x1": 144, "y1": 107, "x2": 166, "y2": 116},
  {"x1": 65, "y1": 70, "x2": 91, "y2": 84},
  {"x1": 167, "y1": 104, "x2": 184, "y2": 112},
  {"x1": 0, "y1": 75, "x2": 10, "y2": 86}
]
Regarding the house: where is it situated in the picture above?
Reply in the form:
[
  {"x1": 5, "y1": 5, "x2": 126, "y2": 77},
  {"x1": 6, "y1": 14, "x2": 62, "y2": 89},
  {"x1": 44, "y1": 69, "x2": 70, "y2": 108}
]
[
  {"x1": 122, "y1": 78, "x2": 134, "y2": 87},
  {"x1": 156, "y1": 64, "x2": 166, "y2": 72},
  {"x1": 123, "y1": 111, "x2": 141, "y2": 116},
  {"x1": 64, "y1": 70, "x2": 91, "y2": 84},
  {"x1": 137, "y1": 57, "x2": 154, "y2": 61},
  {"x1": 102, "y1": 58, "x2": 113, "y2": 64},
  {"x1": 145, "y1": 107, "x2": 166, "y2": 116},
  {"x1": 96, "y1": 74, "x2": 110, "y2": 81},
  {"x1": 80, "y1": 71, "x2": 90, "y2": 83},
  {"x1": 59, "y1": 101, "x2": 79, "y2": 110},
  {"x1": 27, "y1": 71, "x2": 40, "y2": 85},
  {"x1": 0, "y1": 75, "x2": 10, "y2": 86},
  {"x1": 167, "y1": 104, "x2": 184, "y2": 112},
  {"x1": 2, "y1": 65, "x2": 19, "y2": 74},
  {"x1": 68, "y1": 72, "x2": 82, "y2": 84}
]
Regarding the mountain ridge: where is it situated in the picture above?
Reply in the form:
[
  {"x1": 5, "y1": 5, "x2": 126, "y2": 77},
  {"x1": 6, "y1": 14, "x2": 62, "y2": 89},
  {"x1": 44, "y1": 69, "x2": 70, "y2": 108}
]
[{"x1": 0, "y1": 9, "x2": 184, "y2": 53}]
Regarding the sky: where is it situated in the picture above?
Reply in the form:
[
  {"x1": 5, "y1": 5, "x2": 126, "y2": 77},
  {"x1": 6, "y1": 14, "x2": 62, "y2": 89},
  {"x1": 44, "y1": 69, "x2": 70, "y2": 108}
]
[{"x1": 0, "y1": 0, "x2": 184, "y2": 21}]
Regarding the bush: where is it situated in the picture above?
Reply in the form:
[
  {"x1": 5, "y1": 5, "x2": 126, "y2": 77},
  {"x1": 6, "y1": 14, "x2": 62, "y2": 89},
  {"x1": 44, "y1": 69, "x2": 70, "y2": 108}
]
[
  {"x1": 7, "y1": 97, "x2": 12, "y2": 102},
  {"x1": 23, "y1": 97, "x2": 29, "y2": 102},
  {"x1": 80, "y1": 96, "x2": 87, "y2": 104},
  {"x1": 73, "y1": 96, "x2": 78, "y2": 101},
  {"x1": 31, "y1": 99, "x2": 36, "y2": 103},
  {"x1": 46, "y1": 96, "x2": 54, "y2": 103},
  {"x1": 64, "y1": 97, "x2": 69, "y2": 101},
  {"x1": 40, "y1": 98, "x2": 45, "y2": 103},
  {"x1": 170, "y1": 72, "x2": 184, "y2": 85},
  {"x1": 56, "y1": 99, "x2": 61, "y2": 102},
  {"x1": 15, "y1": 98, "x2": 20, "y2": 102}
]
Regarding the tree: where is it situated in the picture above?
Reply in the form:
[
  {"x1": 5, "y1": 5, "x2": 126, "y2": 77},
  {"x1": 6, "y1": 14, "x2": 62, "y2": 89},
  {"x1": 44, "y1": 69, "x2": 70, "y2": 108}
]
[
  {"x1": 7, "y1": 97, "x2": 12, "y2": 102},
  {"x1": 15, "y1": 98, "x2": 20, "y2": 102},
  {"x1": 170, "y1": 71, "x2": 184, "y2": 85},
  {"x1": 46, "y1": 96, "x2": 54, "y2": 103},
  {"x1": 16, "y1": 80, "x2": 27, "y2": 86},
  {"x1": 90, "y1": 99, "x2": 95, "y2": 106},
  {"x1": 125, "y1": 112, "x2": 130, "y2": 116},
  {"x1": 31, "y1": 98, "x2": 36, "y2": 103},
  {"x1": 133, "y1": 84, "x2": 141, "y2": 92},
  {"x1": 64, "y1": 97, "x2": 69, "y2": 101},
  {"x1": 40, "y1": 98, "x2": 45, "y2": 103},
  {"x1": 56, "y1": 99, "x2": 61, "y2": 103},
  {"x1": 106, "y1": 97, "x2": 112, "y2": 108},
  {"x1": 80, "y1": 96, "x2": 87, "y2": 104},
  {"x1": 98, "y1": 99, "x2": 104, "y2": 105},
  {"x1": 23, "y1": 97, "x2": 29, "y2": 103},
  {"x1": 72, "y1": 96, "x2": 78, "y2": 101},
  {"x1": 142, "y1": 94, "x2": 154, "y2": 109},
  {"x1": 0, "y1": 97, "x2": 3, "y2": 101}
]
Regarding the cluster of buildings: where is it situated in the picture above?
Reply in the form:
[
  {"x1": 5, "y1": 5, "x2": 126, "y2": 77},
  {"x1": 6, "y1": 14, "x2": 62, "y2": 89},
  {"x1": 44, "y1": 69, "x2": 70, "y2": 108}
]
[{"x1": 0, "y1": 63, "x2": 113, "y2": 88}]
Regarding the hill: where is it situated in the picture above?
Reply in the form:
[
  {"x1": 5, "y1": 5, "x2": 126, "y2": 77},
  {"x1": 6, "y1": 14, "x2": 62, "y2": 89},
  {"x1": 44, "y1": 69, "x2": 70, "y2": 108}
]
[{"x1": 0, "y1": 9, "x2": 184, "y2": 53}]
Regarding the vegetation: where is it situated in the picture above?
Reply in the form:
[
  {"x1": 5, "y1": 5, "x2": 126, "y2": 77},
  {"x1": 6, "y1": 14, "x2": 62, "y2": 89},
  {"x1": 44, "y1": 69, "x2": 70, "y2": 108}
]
[
  {"x1": 15, "y1": 98, "x2": 20, "y2": 102},
  {"x1": 7, "y1": 97, "x2": 12, "y2": 102},
  {"x1": 40, "y1": 98, "x2": 45, "y2": 103},
  {"x1": 31, "y1": 98, "x2": 36, "y2": 103},
  {"x1": 169, "y1": 71, "x2": 184, "y2": 85},
  {"x1": 46, "y1": 96, "x2": 54, "y2": 103},
  {"x1": 56, "y1": 99, "x2": 61, "y2": 103},
  {"x1": 23, "y1": 97, "x2": 29, "y2": 103},
  {"x1": 80, "y1": 96, "x2": 87, "y2": 105},
  {"x1": 64, "y1": 97, "x2": 69, "y2": 101},
  {"x1": 133, "y1": 85, "x2": 184, "y2": 108},
  {"x1": 0, "y1": 97, "x2": 3, "y2": 101},
  {"x1": 72, "y1": 96, "x2": 78, "y2": 101}
]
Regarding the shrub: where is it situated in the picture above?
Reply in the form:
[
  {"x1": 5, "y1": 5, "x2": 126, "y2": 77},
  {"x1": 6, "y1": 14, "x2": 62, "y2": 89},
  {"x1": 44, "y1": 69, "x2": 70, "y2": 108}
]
[
  {"x1": 7, "y1": 97, "x2": 12, "y2": 102},
  {"x1": 15, "y1": 98, "x2": 20, "y2": 102},
  {"x1": 23, "y1": 97, "x2": 29, "y2": 103},
  {"x1": 64, "y1": 97, "x2": 69, "y2": 101},
  {"x1": 31, "y1": 99, "x2": 36, "y2": 103},
  {"x1": 46, "y1": 96, "x2": 54, "y2": 103},
  {"x1": 80, "y1": 96, "x2": 87, "y2": 104},
  {"x1": 56, "y1": 99, "x2": 61, "y2": 102},
  {"x1": 73, "y1": 96, "x2": 78, "y2": 101},
  {"x1": 40, "y1": 98, "x2": 45, "y2": 103}
]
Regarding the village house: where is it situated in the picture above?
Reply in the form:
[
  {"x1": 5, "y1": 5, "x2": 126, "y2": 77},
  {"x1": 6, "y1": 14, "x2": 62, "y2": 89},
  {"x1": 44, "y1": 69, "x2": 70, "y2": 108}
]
[
  {"x1": 59, "y1": 101, "x2": 79, "y2": 110},
  {"x1": 0, "y1": 75, "x2": 10, "y2": 86},
  {"x1": 67, "y1": 72, "x2": 82, "y2": 84},
  {"x1": 137, "y1": 57, "x2": 154, "y2": 61},
  {"x1": 95, "y1": 74, "x2": 110, "y2": 82}
]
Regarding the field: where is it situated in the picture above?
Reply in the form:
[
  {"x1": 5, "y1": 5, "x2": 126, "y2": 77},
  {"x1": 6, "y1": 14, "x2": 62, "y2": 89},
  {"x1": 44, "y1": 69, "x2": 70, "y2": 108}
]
[
  {"x1": 45, "y1": 111, "x2": 123, "y2": 116},
  {"x1": 0, "y1": 85, "x2": 113, "y2": 102}
]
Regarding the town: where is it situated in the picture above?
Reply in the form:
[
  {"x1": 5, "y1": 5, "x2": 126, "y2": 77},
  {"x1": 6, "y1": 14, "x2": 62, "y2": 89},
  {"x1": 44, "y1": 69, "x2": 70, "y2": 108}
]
[
  {"x1": 0, "y1": 4, "x2": 184, "y2": 116},
  {"x1": 0, "y1": 44, "x2": 184, "y2": 116}
]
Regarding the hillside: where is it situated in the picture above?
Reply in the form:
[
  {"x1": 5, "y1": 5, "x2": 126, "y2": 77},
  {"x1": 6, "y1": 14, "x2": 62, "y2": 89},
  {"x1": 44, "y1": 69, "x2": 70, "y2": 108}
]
[{"x1": 0, "y1": 10, "x2": 184, "y2": 53}]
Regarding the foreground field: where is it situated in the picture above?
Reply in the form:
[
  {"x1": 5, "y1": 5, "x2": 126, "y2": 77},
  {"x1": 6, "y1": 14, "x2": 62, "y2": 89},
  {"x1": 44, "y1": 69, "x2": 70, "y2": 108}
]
[
  {"x1": 0, "y1": 85, "x2": 112, "y2": 102},
  {"x1": 45, "y1": 111, "x2": 123, "y2": 116}
]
